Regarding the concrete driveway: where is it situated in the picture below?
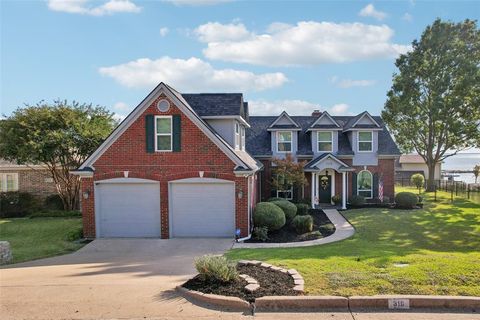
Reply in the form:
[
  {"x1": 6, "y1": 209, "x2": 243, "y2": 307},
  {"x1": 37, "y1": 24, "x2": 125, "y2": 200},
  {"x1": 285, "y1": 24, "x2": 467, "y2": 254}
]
[{"x1": 1, "y1": 239, "x2": 479, "y2": 320}]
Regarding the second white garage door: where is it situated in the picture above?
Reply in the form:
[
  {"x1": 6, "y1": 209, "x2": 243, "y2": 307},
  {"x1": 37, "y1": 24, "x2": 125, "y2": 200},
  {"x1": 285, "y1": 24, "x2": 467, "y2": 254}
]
[{"x1": 170, "y1": 179, "x2": 235, "y2": 238}]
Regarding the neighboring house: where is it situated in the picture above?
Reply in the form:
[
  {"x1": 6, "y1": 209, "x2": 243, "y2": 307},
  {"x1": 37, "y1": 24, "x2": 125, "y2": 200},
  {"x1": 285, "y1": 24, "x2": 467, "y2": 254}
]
[
  {"x1": 72, "y1": 82, "x2": 400, "y2": 239},
  {"x1": 0, "y1": 159, "x2": 57, "y2": 198},
  {"x1": 395, "y1": 154, "x2": 442, "y2": 181}
]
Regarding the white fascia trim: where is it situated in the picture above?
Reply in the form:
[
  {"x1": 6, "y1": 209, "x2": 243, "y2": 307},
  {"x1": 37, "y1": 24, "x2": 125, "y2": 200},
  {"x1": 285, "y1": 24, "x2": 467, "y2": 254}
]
[
  {"x1": 70, "y1": 170, "x2": 94, "y2": 177},
  {"x1": 311, "y1": 154, "x2": 351, "y2": 169},
  {"x1": 268, "y1": 111, "x2": 300, "y2": 128},
  {"x1": 202, "y1": 115, "x2": 251, "y2": 128},
  {"x1": 343, "y1": 128, "x2": 383, "y2": 132},
  {"x1": 309, "y1": 111, "x2": 340, "y2": 128},
  {"x1": 267, "y1": 128, "x2": 301, "y2": 132},
  {"x1": 79, "y1": 83, "x2": 249, "y2": 171},
  {"x1": 378, "y1": 155, "x2": 401, "y2": 159},
  {"x1": 351, "y1": 112, "x2": 381, "y2": 128},
  {"x1": 306, "y1": 128, "x2": 342, "y2": 132}
]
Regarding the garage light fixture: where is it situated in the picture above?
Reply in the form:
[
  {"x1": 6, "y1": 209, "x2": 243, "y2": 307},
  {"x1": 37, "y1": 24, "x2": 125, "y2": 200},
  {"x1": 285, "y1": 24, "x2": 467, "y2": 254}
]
[
  {"x1": 199, "y1": 171, "x2": 204, "y2": 178},
  {"x1": 83, "y1": 190, "x2": 90, "y2": 199}
]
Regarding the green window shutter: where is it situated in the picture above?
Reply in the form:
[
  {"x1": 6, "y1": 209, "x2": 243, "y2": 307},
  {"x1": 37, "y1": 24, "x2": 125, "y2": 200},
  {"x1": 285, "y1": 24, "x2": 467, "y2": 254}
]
[
  {"x1": 352, "y1": 172, "x2": 357, "y2": 195},
  {"x1": 373, "y1": 173, "x2": 379, "y2": 198},
  {"x1": 172, "y1": 114, "x2": 181, "y2": 152},
  {"x1": 145, "y1": 115, "x2": 154, "y2": 153}
]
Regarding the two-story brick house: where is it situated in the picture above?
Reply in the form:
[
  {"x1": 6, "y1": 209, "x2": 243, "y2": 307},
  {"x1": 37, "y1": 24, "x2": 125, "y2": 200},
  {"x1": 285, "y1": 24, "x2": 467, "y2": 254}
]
[{"x1": 73, "y1": 82, "x2": 400, "y2": 239}]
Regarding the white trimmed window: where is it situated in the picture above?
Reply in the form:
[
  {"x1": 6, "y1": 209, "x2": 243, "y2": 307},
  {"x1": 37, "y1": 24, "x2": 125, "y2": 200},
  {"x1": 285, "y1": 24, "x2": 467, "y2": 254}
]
[
  {"x1": 317, "y1": 131, "x2": 333, "y2": 152},
  {"x1": 358, "y1": 131, "x2": 373, "y2": 152},
  {"x1": 155, "y1": 116, "x2": 172, "y2": 151},
  {"x1": 277, "y1": 186, "x2": 293, "y2": 200},
  {"x1": 240, "y1": 126, "x2": 245, "y2": 150},
  {"x1": 235, "y1": 122, "x2": 240, "y2": 150},
  {"x1": 0, "y1": 173, "x2": 19, "y2": 192},
  {"x1": 277, "y1": 131, "x2": 292, "y2": 152},
  {"x1": 357, "y1": 170, "x2": 372, "y2": 199}
]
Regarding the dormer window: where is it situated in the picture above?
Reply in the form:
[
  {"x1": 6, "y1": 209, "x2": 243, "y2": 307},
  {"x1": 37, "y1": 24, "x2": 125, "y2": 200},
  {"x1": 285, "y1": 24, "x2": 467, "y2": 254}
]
[
  {"x1": 317, "y1": 131, "x2": 333, "y2": 152},
  {"x1": 277, "y1": 131, "x2": 292, "y2": 153},
  {"x1": 358, "y1": 131, "x2": 373, "y2": 152}
]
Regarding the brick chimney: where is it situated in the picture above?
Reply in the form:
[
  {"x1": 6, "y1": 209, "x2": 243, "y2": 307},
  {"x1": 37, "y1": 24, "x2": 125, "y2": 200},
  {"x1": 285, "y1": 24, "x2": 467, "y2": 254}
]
[{"x1": 312, "y1": 109, "x2": 322, "y2": 117}]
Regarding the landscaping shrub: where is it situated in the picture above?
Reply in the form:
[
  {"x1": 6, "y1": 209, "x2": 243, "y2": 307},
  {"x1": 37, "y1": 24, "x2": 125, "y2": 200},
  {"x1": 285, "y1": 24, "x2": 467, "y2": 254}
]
[
  {"x1": 253, "y1": 202, "x2": 286, "y2": 231},
  {"x1": 395, "y1": 192, "x2": 419, "y2": 209},
  {"x1": 349, "y1": 195, "x2": 366, "y2": 206},
  {"x1": 292, "y1": 215, "x2": 314, "y2": 234},
  {"x1": 411, "y1": 173, "x2": 425, "y2": 194},
  {"x1": 271, "y1": 200, "x2": 297, "y2": 220},
  {"x1": 295, "y1": 203, "x2": 310, "y2": 215},
  {"x1": 0, "y1": 192, "x2": 39, "y2": 218},
  {"x1": 194, "y1": 255, "x2": 238, "y2": 282},
  {"x1": 267, "y1": 197, "x2": 284, "y2": 202},
  {"x1": 29, "y1": 210, "x2": 81, "y2": 218},
  {"x1": 295, "y1": 198, "x2": 312, "y2": 205},
  {"x1": 318, "y1": 223, "x2": 335, "y2": 235},
  {"x1": 252, "y1": 226, "x2": 269, "y2": 242},
  {"x1": 44, "y1": 194, "x2": 64, "y2": 211},
  {"x1": 65, "y1": 226, "x2": 83, "y2": 241}
]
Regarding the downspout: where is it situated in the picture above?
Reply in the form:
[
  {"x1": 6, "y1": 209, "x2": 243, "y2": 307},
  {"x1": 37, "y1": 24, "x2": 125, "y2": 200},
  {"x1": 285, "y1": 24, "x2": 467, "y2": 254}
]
[{"x1": 236, "y1": 172, "x2": 254, "y2": 243}]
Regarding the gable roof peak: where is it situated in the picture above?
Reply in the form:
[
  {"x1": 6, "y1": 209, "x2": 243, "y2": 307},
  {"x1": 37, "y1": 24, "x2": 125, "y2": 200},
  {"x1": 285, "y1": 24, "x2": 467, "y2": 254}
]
[
  {"x1": 342, "y1": 111, "x2": 381, "y2": 132},
  {"x1": 267, "y1": 111, "x2": 301, "y2": 130},
  {"x1": 307, "y1": 110, "x2": 341, "y2": 130}
]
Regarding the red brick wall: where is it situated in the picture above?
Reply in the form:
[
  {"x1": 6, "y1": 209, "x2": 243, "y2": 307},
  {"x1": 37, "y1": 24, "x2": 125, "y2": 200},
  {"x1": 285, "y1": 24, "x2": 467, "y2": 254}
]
[
  {"x1": 81, "y1": 93, "x2": 249, "y2": 239},
  {"x1": 1, "y1": 169, "x2": 57, "y2": 198}
]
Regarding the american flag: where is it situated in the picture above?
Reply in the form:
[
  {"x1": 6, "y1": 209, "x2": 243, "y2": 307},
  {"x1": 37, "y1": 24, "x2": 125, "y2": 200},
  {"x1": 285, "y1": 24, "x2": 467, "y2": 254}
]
[{"x1": 378, "y1": 175, "x2": 384, "y2": 202}]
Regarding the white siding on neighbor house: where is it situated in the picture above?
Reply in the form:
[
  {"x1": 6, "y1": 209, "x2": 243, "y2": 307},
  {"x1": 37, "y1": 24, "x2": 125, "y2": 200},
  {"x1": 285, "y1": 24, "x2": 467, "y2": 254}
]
[
  {"x1": 352, "y1": 130, "x2": 379, "y2": 166},
  {"x1": 205, "y1": 119, "x2": 236, "y2": 147},
  {"x1": 399, "y1": 163, "x2": 442, "y2": 179},
  {"x1": 311, "y1": 130, "x2": 338, "y2": 157},
  {"x1": 271, "y1": 130, "x2": 298, "y2": 159}
]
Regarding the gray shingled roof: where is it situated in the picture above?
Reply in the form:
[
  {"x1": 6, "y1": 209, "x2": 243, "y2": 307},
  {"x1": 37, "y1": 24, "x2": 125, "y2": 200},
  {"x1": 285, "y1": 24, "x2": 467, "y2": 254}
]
[
  {"x1": 182, "y1": 93, "x2": 244, "y2": 117},
  {"x1": 246, "y1": 115, "x2": 400, "y2": 156}
]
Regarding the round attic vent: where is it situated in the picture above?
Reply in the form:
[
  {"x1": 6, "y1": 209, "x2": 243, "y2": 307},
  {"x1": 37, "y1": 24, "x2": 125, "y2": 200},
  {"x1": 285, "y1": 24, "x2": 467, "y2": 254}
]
[{"x1": 157, "y1": 99, "x2": 170, "y2": 112}]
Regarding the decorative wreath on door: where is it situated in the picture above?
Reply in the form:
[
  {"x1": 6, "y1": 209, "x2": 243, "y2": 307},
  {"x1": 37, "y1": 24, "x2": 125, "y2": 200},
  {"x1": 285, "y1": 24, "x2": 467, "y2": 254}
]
[{"x1": 320, "y1": 176, "x2": 329, "y2": 190}]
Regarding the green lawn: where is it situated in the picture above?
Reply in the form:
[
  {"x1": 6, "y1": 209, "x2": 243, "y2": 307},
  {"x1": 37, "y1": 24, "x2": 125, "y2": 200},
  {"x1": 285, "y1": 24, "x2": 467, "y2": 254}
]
[
  {"x1": 0, "y1": 217, "x2": 84, "y2": 264},
  {"x1": 227, "y1": 187, "x2": 480, "y2": 296}
]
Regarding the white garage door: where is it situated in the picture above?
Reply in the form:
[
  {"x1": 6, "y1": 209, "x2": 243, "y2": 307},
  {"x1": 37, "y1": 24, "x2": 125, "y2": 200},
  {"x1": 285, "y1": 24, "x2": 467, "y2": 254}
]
[
  {"x1": 96, "y1": 178, "x2": 161, "y2": 238},
  {"x1": 170, "y1": 179, "x2": 235, "y2": 238}
]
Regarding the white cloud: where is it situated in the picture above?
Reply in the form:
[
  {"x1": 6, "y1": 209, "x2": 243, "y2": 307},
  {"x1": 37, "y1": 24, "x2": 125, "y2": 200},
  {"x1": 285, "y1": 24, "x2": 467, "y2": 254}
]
[
  {"x1": 113, "y1": 113, "x2": 127, "y2": 121},
  {"x1": 248, "y1": 99, "x2": 351, "y2": 116},
  {"x1": 194, "y1": 22, "x2": 250, "y2": 42},
  {"x1": 359, "y1": 4, "x2": 387, "y2": 21},
  {"x1": 200, "y1": 21, "x2": 409, "y2": 66},
  {"x1": 47, "y1": 0, "x2": 141, "y2": 16},
  {"x1": 99, "y1": 56, "x2": 287, "y2": 92},
  {"x1": 159, "y1": 27, "x2": 169, "y2": 37},
  {"x1": 402, "y1": 13, "x2": 413, "y2": 22},
  {"x1": 164, "y1": 0, "x2": 232, "y2": 6},
  {"x1": 113, "y1": 101, "x2": 130, "y2": 111},
  {"x1": 330, "y1": 76, "x2": 376, "y2": 88}
]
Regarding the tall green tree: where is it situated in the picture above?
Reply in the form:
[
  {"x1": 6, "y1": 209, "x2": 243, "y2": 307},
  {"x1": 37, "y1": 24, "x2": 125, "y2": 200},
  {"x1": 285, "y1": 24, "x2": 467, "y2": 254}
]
[
  {"x1": 382, "y1": 19, "x2": 480, "y2": 191},
  {"x1": 0, "y1": 100, "x2": 116, "y2": 210},
  {"x1": 474, "y1": 164, "x2": 480, "y2": 184}
]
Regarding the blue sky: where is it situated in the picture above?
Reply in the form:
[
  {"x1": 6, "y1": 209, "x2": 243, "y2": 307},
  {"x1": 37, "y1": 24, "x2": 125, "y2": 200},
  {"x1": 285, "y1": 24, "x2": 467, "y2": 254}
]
[{"x1": 1, "y1": 0, "x2": 479, "y2": 120}]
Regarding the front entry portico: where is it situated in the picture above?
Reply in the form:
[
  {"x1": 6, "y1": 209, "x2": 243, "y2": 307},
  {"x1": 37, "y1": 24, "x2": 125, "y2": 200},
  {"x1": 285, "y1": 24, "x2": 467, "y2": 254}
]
[{"x1": 304, "y1": 153, "x2": 354, "y2": 210}]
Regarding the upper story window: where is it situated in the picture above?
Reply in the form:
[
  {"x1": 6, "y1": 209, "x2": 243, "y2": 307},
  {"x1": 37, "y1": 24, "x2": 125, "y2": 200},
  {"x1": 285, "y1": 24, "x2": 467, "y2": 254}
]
[
  {"x1": 0, "y1": 173, "x2": 18, "y2": 192},
  {"x1": 155, "y1": 116, "x2": 172, "y2": 151},
  {"x1": 357, "y1": 170, "x2": 373, "y2": 199},
  {"x1": 277, "y1": 131, "x2": 292, "y2": 152},
  {"x1": 235, "y1": 122, "x2": 240, "y2": 150},
  {"x1": 317, "y1": 131, "x2": 333, "y2": 152},
  {"x1": 240, "y1": 126, "x2": 245, "y2": 151},
  {"x1": 358, "y1": 131, "x2": 373, "y2": 152}
]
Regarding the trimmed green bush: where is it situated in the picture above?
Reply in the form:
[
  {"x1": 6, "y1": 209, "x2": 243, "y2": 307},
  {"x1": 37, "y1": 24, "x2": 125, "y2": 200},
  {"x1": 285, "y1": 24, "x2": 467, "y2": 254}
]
[
  {"x1": 395, "y1": 192, "x2": 419, "y2": 209},
  {"x1": 0, "y1": 192, "x2": 40, "y2": 218},
  {"x1": 253, "y1": 202, "x2": 286, "y2": 231},
  {"x1": 271, "y1": 200, "x2": 297, "y2": 220},
  {"x1": 295, "y1": 203, "x2": 310, "y2": 215},
  {"x1": 29, "y1": 210, "x2": 81, "y2": 218},
  {"x1": 44, "y1": 194, "x2": 64, "y2": 211},
  {"x1": 410, "y1": 173, "x2": 425, "y2": 194},
  {"x1": 252, "y1": 226, "x2": 269, "y2": 242},
  {"x1": 194, "y1": 255, "x2": 238, "y2": 282},
  {"x1": 349, "y1": 195, "x2": 366, "y2": 206},
  {"x1": 292, "y1": 215, "x2": 314, "y2": 234},
  {"x1": 65, "y1": 226, "x2": 83, "y2": 241}
]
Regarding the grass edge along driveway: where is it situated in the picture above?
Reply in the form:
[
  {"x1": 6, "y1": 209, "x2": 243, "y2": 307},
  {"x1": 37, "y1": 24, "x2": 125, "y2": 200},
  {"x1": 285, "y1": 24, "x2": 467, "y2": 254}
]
[
  {"x1": 227, "y1": 187, "x2": 480, "y2": 296},
  {"x1": 0, "y1": 217, "x2": 84, "y2": 264}
]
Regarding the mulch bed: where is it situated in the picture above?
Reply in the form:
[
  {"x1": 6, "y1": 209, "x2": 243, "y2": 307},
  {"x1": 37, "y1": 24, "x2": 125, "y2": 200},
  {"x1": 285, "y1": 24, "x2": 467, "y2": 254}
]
[
  {"x1": 246, "y1": 209, "x2": 336, "y2": 243},
  {"x1": 182, "y1": 264, "x2": 299, "y2": 302}
]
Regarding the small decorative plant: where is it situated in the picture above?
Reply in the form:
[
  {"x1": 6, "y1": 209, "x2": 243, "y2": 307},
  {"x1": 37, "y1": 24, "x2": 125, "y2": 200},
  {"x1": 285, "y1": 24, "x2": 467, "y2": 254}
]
[
  {"x1": 410, "y1": 174, "x2": 425, "y2": 194},
  {"x1": 252, "y1": 226, "x2": 269, "y2": 242},
  {"x1": 194, "y1": 255, "x2": 238, "y2": 283},
  {"x1": 292, "y1": 215, "x2": 314, "y2": 234},
  {"x1": 331, "y1": 195, "x2": 342, "y2": 205}
]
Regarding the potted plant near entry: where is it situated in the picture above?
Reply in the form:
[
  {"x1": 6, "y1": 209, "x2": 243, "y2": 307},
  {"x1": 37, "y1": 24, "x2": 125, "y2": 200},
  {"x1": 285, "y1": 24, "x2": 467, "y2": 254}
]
[{"x1": 331, "y1": 195, "x2": 342, "y2": 206}]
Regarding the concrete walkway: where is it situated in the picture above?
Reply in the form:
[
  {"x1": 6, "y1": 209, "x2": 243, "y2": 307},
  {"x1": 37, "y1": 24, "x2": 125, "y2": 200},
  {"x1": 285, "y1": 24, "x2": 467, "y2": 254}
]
[{"x1": 232, "y1": 209, "x2": 355, "y2": 249}]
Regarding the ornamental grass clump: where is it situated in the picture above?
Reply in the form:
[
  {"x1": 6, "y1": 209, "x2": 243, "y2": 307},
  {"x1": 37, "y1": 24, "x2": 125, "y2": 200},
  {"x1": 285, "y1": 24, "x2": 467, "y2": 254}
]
[{"x1": 194, "y1": 255, "x2": 238, "y2": 283}]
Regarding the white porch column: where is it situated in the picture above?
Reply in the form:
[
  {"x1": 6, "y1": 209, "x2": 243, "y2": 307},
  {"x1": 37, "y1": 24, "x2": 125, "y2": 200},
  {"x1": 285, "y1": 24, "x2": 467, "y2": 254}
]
[
  {"x1": 311, "y1": 173, "x2": 315, "y2": 208},
  {"x1": 342, "y1": 171, "x2": 347, "y2": 210},
  {"x1": 331, "y1": 171, "x2": 335, "y2": 205}
]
